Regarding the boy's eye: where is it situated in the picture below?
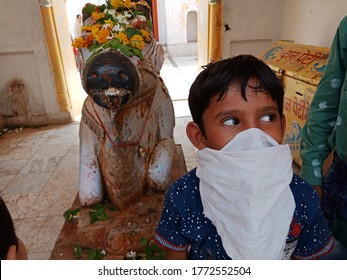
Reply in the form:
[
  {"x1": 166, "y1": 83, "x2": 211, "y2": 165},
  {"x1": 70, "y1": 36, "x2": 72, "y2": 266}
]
[
  {"x1": 223, "y1": 117, "x2": 239, "y2": 126},
  {"x1": 260, "y1": 115, "x2": 275, "y2": 122}
]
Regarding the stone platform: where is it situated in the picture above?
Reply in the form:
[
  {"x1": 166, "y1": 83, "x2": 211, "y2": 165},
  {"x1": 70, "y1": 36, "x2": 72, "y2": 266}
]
[{"x1": 49, "y1": 145, "x2": 187, "y2": 260}]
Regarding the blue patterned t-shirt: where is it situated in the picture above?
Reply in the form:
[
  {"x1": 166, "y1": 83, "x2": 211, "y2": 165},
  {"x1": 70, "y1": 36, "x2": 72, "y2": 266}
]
[{"x1": 155, "y1": 168, "x2": 333, "y2": 259}]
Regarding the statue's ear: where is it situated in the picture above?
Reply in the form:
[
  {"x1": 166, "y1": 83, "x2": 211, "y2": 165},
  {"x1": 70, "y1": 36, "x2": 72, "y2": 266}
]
[
  {"x1": 82, "y1": 3, "x2": 96, "y2": 24},
  {"x1": 134, "y1": 1, "x2": 153, "y2": 33},
  {"x1": 151, "y1": 44, "x2": 164, "y2": 72}
]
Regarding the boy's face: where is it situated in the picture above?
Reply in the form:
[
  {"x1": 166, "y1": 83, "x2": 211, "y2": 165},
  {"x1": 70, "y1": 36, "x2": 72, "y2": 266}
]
[{"x1": 187, "y1": 78, "x2": 286, "y2": 150}]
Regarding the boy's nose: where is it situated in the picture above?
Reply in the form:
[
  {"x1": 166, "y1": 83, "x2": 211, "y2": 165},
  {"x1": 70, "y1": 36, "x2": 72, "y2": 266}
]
[{"x1": 242, "y1": 120, "x2": 258, "y2": 131}]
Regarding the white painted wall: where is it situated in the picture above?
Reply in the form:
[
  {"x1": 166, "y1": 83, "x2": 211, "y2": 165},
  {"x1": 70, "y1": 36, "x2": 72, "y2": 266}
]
[
  {"x1": 0, "y1": 0, "x2": 72, "y2": 129},
  {"x1": 0, "y1": 0, "x2": 87, "y2": 130},
  {"x1": 222, "y1": 0, "x2": 282, "y2": 58},
  {"x1": 221, "y1": 0, "x2": 347, "y2": 59},
  {"x1": 278, "y1": 0, "x2": 347, "y2": 47},
  {"x1": 159, "y1": 0, "x2": 198, "y2": 56}
]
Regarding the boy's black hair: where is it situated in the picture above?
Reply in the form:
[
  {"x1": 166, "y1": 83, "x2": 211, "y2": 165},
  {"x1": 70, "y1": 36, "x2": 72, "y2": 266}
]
[
  {"x1": 188, "y1": 54, "x2": 284, "y2": 135},
  {"x1": 0, "y1": 197, "x2": 18, "y2": 260}
]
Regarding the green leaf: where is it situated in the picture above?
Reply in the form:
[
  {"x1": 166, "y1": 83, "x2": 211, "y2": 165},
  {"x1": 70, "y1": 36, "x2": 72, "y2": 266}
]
[
  {"x1": 87, "y1": 249, "x2": 96, "y2": 260},
  {"x1": 134, "y1": 10, "x2": 144, "y2": 16},
  {"x1": 92, "y1": 203, "x2": 105, "y2": 211},
  {"x1": 99, "y1": 4, "x2": 107, "y2": 13},
  {"x1": 140, "y1": 236, "x2": 148, "y2": 247},
  {"x1": 82, "y1": 4, "x2": 96, "y2": 14},
  {"x1": 63, "y1": 209, "x2": 72, "y2": 221},
  {"x1": 124, "y1": 28, "x2": 142, "y2": 38},
  {"x1": 87, "y1": 249, "x2": 104, "y2": 260},
  {"x1": 88, "y1": 204, "x2": 109, "y2": 225},
  {"x1": 146, "y1": 19, "x2": 153, "y2": 30},
  {"x1": 89, "y1": 42, "x2": 100, "y2": 52},
  {"x1": 108, "y1": 204, "x2": 118, "y2": 212},
  {"x1": 132, "y1": 48, "x2": 143, "y2": 59},
  {"x1": 101, "y1": 40, "x2": 113, "y2": 49},
  {"x1": 74, "y1": 244, "x2": 83, "y2": 259},
  {"x1": 63, "y1": 207, "x2": 81, "y2": 222},
  {"x1": 98, "y1": 212, "x2": 109, "y2": 221},
  {"x1": 89, "y1": 214, "x2": 99, "y2": 225},
  {"x1": 117, "y1": 44, "x2": 135, "y2": 57}
]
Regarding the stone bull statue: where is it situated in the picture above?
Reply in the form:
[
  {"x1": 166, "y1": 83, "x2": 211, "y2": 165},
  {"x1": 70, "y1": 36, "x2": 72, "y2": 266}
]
[{"x1": 75, "y1": 1, "x2": 177, "y2": 210}]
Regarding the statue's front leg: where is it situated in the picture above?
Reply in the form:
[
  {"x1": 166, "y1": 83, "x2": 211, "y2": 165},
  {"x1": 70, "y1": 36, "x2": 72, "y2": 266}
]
[
  {"x1": 147, "y1": 138, "x2": 176, "y2": 191},
  {"x1": 79, "y1": 121, "x2": 104, "y2": 206}
]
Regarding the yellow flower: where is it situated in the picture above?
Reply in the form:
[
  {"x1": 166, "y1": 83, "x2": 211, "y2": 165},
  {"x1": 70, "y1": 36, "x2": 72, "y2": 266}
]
[
  {"x1": 91, "y1": 24, "x2": 102, "y2": 37},
  {"x1": 92, "y1": 11, "x2": 105, "y2": 21},
  {"x1": 140, "y1": 29, "x2": 150, "y2": 42},
  {"x1": 96, "y1": 29, "x2": 111, "y2": 44},
  {"x1": 111, "y1": 0, "x2": 132, "y2": 9},
  {"x1": 104, "y1": 18, "x2": 115, "y2": 29},
  {"x1": 130, "y1": 34, "x2": 145, "y2": 50},
  {"x1": 123, "y1": 0, "x2": 132, "y2": 8},
  {"x1": 110, "y1": 0, "x2": 121, "y2": 9},
  {"x1": 82, "y1": 26, "x2": 92, "y2": 31},
  {"x1": 72, "y1": 0, "x2": 150, "y2": 59},
  {"x1": 117, "y1": 32, "x2": 129, "y2": 45},
  {"x1": 72, "y1": 36, "x2": 85, "y2": 48}
]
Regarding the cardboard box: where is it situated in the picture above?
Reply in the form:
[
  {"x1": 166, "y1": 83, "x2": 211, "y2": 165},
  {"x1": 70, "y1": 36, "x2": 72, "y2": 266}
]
[{"x1": 258, "y1": 41, "x2": 330, "y2": 166}]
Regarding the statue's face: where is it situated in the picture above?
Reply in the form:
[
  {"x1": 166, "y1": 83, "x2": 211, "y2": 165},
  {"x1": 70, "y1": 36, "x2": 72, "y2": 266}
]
[{"x1": 83, "y1": 52, "x2": 139, "y2": 109}]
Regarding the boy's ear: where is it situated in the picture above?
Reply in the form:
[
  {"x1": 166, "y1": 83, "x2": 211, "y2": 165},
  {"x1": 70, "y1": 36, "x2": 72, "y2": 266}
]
[
  {"x1": 6, "y1": 244, "x2": 17, "y2": 260},
  {"x1": 186, "y1": 121, "x2": 208, "y2": 150}
]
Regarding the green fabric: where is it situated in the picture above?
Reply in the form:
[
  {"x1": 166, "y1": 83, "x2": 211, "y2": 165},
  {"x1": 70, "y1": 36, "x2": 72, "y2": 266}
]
[
  {"x1": 331, "y1": 217, "x2": 347, "y2": 247},
  {"x1": 300, "y1": 16, "x2": 347, "y2": 186}
]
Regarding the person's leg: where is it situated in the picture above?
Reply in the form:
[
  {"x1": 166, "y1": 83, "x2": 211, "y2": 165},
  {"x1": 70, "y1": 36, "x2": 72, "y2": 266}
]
[
  {"x1": 319, "y1": 237, "x2": 347, "y2": 260},
  {"x1": 320, "y1": 153, "x2": 347, "y2": 259},
  {"x1": 321, "y1": 153, "x2": 347, "y2": 223}
]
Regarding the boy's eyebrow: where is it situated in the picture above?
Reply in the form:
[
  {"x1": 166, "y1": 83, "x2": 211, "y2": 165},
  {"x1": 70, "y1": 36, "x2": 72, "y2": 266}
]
[
  {"x1": 215, "y1": 110, "x2": 240, "y2": 118},
  {"x1": 215, "y1": 105, "x2": 279, "y2": 118},
  {"x1": 259, "y1": 105, "x2": 280, "y2": 112}
]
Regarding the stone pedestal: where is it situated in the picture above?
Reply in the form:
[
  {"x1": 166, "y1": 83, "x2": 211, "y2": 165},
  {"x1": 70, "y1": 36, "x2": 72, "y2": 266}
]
[{"x1": 50, "y1": 145, "x2": 187, "y2": 260}]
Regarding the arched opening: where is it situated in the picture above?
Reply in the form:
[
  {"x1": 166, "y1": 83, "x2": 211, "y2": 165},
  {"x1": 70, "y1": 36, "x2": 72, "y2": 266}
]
[{"x1": 187, "y1": 11, "x2": 197, "y2": 43}]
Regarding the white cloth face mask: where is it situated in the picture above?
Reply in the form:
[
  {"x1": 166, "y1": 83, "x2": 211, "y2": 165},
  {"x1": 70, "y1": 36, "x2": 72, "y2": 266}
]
[{"x1": 197, "y1": 128, "x2": 295, "y2": 260}]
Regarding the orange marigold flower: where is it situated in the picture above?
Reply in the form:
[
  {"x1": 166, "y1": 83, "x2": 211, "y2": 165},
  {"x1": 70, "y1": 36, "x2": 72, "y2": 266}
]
[
  {"x1": 92, "y1": 11, "x2": 105, "y2": 21},
  {"x1": 82, "y1": 26, "x2": 92, "y2": 31},
  {"x1": 84, "y1": 34, "x2": 95, "y2": 48},
  {"x1": 140, "y1": 29, "x2": 150, "y2": 42},
  {"x1": 72, "y1": 37, "x2": 85, "y2": 48},
  {"x1": 110, "y1": 0, "x2": 122, "y2": 9},
  {"x1": 123, "y1": 0, "x2": 132, "y2": 8},
  {"x1": 111, "y1": 0, "x2": 132, "y2": 9},
  {"x1": 91, "y1": 25, "x2": 102, "y2": 37},
  {"x1": 117, "y1": 32, "x2": 130, "y2": 45},
  {"x1": 96, "y1": 29, "x2": 111, "y2": 44},
  {"x1": 130, "y1": 34, "x2": 145, "y2": 50}
]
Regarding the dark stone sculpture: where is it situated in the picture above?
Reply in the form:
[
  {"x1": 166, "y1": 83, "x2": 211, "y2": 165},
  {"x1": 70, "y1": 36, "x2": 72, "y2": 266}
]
[{"x1": 75, "y1": 1, "x2": 177, "y2": 210}]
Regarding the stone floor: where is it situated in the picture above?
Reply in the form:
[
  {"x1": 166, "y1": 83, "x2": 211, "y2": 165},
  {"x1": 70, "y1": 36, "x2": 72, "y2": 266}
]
[{"x1": 0, "y1": 56, "x2": 200, "y2": 259}]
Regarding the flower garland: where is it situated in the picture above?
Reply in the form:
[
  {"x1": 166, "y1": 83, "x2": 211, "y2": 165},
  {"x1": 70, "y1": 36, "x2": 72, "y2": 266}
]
[{"x1": 72, "y1": 0, "x2": 152, "y2": 61}]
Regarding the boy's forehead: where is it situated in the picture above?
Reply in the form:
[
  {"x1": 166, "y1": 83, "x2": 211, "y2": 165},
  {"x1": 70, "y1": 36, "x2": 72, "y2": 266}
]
[
  {"x1": 226, "y1": 80, "x2": 268, "y2": 96},
  {"x1": 229, "y1": 77, "x2": 260, "y2": 87}
]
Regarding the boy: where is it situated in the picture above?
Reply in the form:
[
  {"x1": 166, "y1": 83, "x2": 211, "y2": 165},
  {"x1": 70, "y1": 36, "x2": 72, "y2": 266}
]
[
  {"x1": 154, "y1": 55, "x2": 334, "y2": 260},
  {"x1": 0, "y1": 197, "x2": 28, "y2": 260}
]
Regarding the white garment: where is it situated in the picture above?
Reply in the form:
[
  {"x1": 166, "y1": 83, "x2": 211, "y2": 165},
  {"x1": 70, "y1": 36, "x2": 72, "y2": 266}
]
[
  {"x1": 197, "y1": 128, "x2": 295, "y2": 260},
  {"x1": 74, "y1": 20, "x2": 82, "y2": 38}
]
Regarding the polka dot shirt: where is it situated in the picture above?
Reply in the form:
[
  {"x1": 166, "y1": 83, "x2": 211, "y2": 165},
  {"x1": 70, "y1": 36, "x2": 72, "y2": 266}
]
[{"x1": 155, "y1": 169, "x2": 333, "y2": 259}]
